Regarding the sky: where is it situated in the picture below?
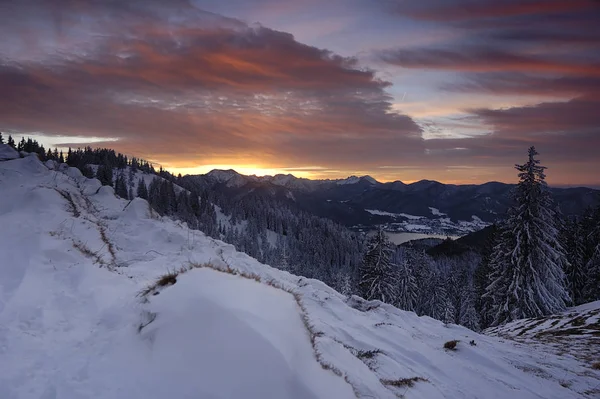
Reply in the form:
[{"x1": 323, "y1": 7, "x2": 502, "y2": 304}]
[{"x1": 1, "y1": 0, "x2": 599, "y2": 185}]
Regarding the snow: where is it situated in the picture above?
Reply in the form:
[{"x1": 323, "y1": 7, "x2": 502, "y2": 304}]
[
  {"x1": 337, "y1": 176, "x2": 361, "y2": 185},
  {"x1": 366, "y1": 209, "x2": 423, "y2": 220},
  {"x1": 403, "y1": 224, "x2": 432, "y2": 231},
  {"x1": 429, "y1": 207, "x2": 446, "y2": 216},
  {"x1": 486, "y1": 301, "x2": 600, "y2": 392},
  {"x1": 336, "y1": 175, "x2": 378, "y2": 185},
  {"x1": 1, "y1": 155, "x2": 599, "y2": 399},
  {"x1": 362, "y1": 176, "x2": 378, "y2": 185},
  {"x1": 142, "y1": 268, "x2": 354, "y2": 399},
  {"x1": 0, "y1": 144, "x2": 19, "y2": 161}
]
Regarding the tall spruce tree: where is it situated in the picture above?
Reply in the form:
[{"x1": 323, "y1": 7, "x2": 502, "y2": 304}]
[
  {"x1": 396, "y1": 258, "x2": 418, "y2": 311},
  {"x1": 562, "y1": 217, "x2": 587, "y2": 305},
  {"x1": 114, "y1": 172, "x2": 129, "y2": 199},
  {"x1": 0, "y1": 132, "x2": 4, "y2": 144},
  {"x1": 137, "y1": 178, "x2": 149, "y2": 200},
  {"x1": 358, "y1": 228, "x2": 397, "y2": 303},
  {"x1": 582, "y1": 205, "x2": 600, "y2": 302},
  {"x1": 96, "y1": 163, "x2": 113, "y2": 187},
  {"x1": 484, "y1": 147, "x2": 569, "y2": 326}
]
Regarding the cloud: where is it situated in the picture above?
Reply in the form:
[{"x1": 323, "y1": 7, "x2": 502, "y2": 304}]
[
  {"x1": 0, "y1": 0, "x2": 423, "y2": 171},
  {"x1": 377, "y1": 0, "x2": 600, "y2": 184},
  {"x1": 396, "y1": 0, "x2": 596, "y2": 22},
  {"x1": 380, "y1": 47, "x2": 600, "y2": 75}
]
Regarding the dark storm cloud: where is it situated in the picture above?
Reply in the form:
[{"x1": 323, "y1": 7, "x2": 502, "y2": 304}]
[{"x1": 0, "y1": 0, "x2": 422, "y2": 168}]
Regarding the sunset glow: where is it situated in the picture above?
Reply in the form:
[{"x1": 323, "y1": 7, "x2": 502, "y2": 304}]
[{"x1": 1, "y1": 0, "x2": 598, "y2": 186}]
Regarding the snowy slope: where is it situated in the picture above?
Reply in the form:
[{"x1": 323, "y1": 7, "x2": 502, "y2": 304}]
[
  {"x1": 486, "y1": 301, "x2": 600, "y2": 378},
  {"x1": 0, "y1": 144, "x2": 19, "y2": 161},
  {"x1": 1, "y1": 155, "x2": 599, "y2": 399}
]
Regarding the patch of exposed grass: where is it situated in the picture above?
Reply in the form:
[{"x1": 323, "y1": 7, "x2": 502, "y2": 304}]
[
  {"x1": 55, "y1": 189, "x2": 80, "y2": 217},
  {"x1": 516, "y1": 319, "x2": 547, "y2": 336},
  {"x1": 356, "y1": 349, "x2": 383, "y2": 359},
  {"x1": 535, "y1": 328, "x2": 600, "y2": 338},
  {"x1": 98, "y1": 224, "x2": 116, "y2": 261},
  {"x1": 444, "y1": 340, "x2": 459, "y2": 350},
  {"x1": 138, "y1": 267, "x2": 189, "y2": 297},
  {"x1": 569, "y1": 316, "x2": 586, "y2": 327},
  {"x1": 381, "y1": 377, "x2": 428, "y2": 388},
  {"x1": 73, "y1": 240, "x2": 104, "y2": 265},
  {"x1": 592, "y1": 362, "x2": 600, "y2": 370}
]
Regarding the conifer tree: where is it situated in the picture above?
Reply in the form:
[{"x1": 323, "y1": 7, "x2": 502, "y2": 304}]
[
  {"x1": 562, "y1": 217, "x2": 587, "y2": 305},
  {"x1": 7, "y1": 135, "x2": 16, "y2": 149},
  {"x1": 96, "y1": 163, "x2": 114, "y2": 187},
  {"x1": 0, "y1": 132, "x2": 3, "y2": 144},
  {"x1": 137, "y1": 178, "x2": 148, "y2": 200},
  {"x1": 358, "y1": 228, "x2": 397, "y2": 303},
  {"x1": 485, "y1": 147, "x2": 569, "y2": 326},
  {"x1": 459, "y1": 292, "x2": 480, "y2": 331},
  {"x1": 582, "y1": 205, "x2": 600, "y2": 302},
  {"x1": 396, "y1": 258, "x2": 418, "y2": 311},
  {"x1": 474, "y1": 225, "x2": 498, "y2": 328},
  {"x1": 114, "y1": 172, "x2": 129, "y2": 199}
]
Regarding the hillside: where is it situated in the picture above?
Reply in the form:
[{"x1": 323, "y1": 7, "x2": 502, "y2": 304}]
[
  {"x1": 1, "y1": 152, "x2": 599, "y2": 398},
  {"x1": 486, "y1": 302, "x2": 600, "y2": 371},
  {"x1": 181, "y1": 169, "x2": 599, "y2": 233}
]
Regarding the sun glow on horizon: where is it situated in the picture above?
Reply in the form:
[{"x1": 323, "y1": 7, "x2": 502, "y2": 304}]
[{"x1": 166, "y1": 165, "x2": 318, "y2": 179}]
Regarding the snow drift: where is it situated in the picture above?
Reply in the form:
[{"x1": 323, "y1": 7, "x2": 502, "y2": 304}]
[{"x1": 1, "y1": 154, "x2": 599, "y2": 399}]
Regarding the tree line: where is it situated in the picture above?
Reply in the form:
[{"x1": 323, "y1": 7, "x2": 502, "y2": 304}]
[
  {"x1": 357, "y1": 147, "x2": 600, "y2": 330},
  {"x1": 5, "y1": 135, "x2": 598, "y2": 329}
]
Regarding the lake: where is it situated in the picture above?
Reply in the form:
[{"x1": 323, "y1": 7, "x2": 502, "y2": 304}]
[{"x1": 384, "y1": 232, "x2": 461, "y2": 245}]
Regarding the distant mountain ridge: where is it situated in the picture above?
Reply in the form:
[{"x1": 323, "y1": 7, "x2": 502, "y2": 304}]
[{"x1": 180, "y1": 169, "x2": 600, "y2": 231}]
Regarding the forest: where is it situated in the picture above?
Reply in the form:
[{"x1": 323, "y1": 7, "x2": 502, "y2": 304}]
[{"x1": 3, "y1": 132, "x2": 599, "y2": 330}]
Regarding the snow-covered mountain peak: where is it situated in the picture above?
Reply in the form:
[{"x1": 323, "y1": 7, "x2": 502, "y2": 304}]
[
  {"x1": 206, "y1": 168, "x2": 243, "y2": 182},
  {"x1": 205, "y1": 169, "x2": 249, "y2": 187},
  {"x1": 336, "y1": 175, "x2": 379, "y2": 185},
  {"x1": 1, "y1": 154, "x2": 598, "y2": 399}
]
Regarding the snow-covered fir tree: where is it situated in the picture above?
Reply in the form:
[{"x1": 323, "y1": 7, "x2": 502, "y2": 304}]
[
  {"x1": 338, "y1": 273, "x2": 353, "y2": 297},
  {"x1": 136, "y1": 178, "x2": 148, "y2": 200},
  {"x1": 562, "y1": 217, "x2": 587, "y2": 305},
  {"x1": 114, "y1": 172, "x2": 129, "y2": 199},
  {"x1": 484, "y1": 146, "x2": 570, "y2": 326},
  {"x1": 396, "y1": 258, "x2": 418, "y2": 311},
  {"x1": 358, "y1": 227, "x2": 397, "y2": 303},
  {"x1": 96, "y1": 163, "x2": 113, "y2": 187},
  {"x1": 418, "y1": 270, "x2": 448, "y2": 320},
  {"x1": 582, "y1": 205, "x2": 600, "y2": 302},
  {"x1": 458, "y1": 281, "x2": 480, "y2": 331}
]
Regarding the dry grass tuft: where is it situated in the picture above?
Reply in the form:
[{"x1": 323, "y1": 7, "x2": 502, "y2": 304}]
[
  {"x1": 98, "y1": 224, "x2": 116, "y2": 261},
  {"x1": 73, "y1": 240, "x2": 104, "y2": 265},
  {"x1": 356, "y1": 349, "x2": 383, "y2": 359},
  {"x1": 138, "y1": 267, "x2": 188, "y2": 297},
  {"x1": 592, "y1": 362, "x2": 600, "y2": 370},
  {"x1": 444, "y1": 340, "x2": 459, "y2": 350},
  {"x1": 55, "y1": 189, "x2": 80, "y2": 217},
  {"x1": 381, "y1": 377, "x2": 428, "y2": 388}
]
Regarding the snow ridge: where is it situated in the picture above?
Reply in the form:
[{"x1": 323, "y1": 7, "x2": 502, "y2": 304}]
[{"x1": 1, "y1": 154, "x2": 599, "y2": 399}]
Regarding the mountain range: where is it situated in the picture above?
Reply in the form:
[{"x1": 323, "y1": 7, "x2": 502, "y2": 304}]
[{"x1": 179, "y1": 169, "x2": 600, "y2": 234}]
